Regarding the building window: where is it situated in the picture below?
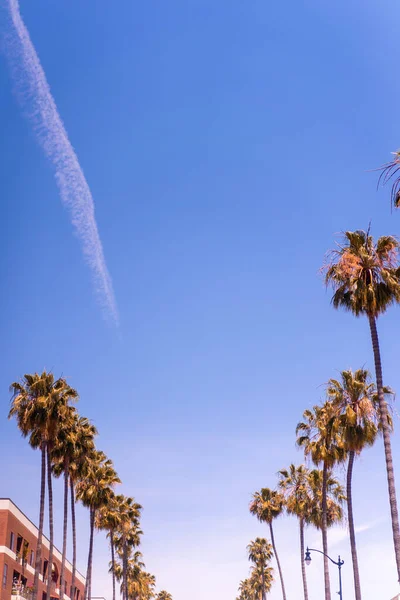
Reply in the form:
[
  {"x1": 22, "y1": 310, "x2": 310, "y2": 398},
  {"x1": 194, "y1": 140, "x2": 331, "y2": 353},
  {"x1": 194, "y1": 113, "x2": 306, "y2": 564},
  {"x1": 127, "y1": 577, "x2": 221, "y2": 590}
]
[
  {"x1": 9, "y1": 532, "x2": 15, "y2": 551},
  {"x1": 29, "y1": 550, "x2": 34, "y2": 566},
  {"x1": 16, "y1": 535, "x2": 23, "y2": 555},
  {"x1": 2, "y1": 564, "x2": 8, "y2": 589}
]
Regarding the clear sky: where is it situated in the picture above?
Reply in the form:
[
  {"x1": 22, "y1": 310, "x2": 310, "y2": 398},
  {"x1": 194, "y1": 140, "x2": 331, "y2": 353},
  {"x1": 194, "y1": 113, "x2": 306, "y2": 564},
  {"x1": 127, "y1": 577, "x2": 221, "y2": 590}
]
[{"x1": 1, "y1": 1, "x2": 400, "y2": 599}]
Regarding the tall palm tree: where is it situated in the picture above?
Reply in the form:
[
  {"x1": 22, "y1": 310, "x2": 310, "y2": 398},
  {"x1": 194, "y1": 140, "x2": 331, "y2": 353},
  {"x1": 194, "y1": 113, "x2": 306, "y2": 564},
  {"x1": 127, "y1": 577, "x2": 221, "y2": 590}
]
[
  {"x1": 278, "y1": 464, "x2": 314, "y2": 600},
  {"x1": 325, "y1": 229, "x2": 400, "y2": 580},
  {"x1": 249, "y1": 489, "x2": 286, "y2": 600},
  {"x1": 76, "y1": 451, "x2": 121, "y2": 600},
  {"x1": 112, "y1": 495, "x2": 142, "y2": 600},
  {"x1": 247, "y1": 538, "x2": 273, "y2": 600},
  {"x1": 296, "y1": 402, "x2": 346, "y2": 600},
  {"x1": 51, "y1": 405, "x2": 80, "y2": 600},
  {"x1": 326, "y1": 369, "x2": 392, "y2": 600},
  {"x1": 156, "y1": 592, "x2": 173, "y2": 600},
  {"x1": 9, "y1": 372, "x2": 77, "y2": 600},
  {"x1": 96, "y1": 493, "x2": 122, "y2": 600},
  {"x1": 68, "y1": 416, "x2": 97, "y2": 600}
]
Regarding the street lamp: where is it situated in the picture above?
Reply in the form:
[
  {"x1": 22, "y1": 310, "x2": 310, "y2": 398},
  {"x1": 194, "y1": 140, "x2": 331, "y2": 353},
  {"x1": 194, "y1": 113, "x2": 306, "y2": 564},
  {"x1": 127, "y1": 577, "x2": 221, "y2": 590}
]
[{"x1": 304, "y1": 546, "x2": 344, "y2": 600}]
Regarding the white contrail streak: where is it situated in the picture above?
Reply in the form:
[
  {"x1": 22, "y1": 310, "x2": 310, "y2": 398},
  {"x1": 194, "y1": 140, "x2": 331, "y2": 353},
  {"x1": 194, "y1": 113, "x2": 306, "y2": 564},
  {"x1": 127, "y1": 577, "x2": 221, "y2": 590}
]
[{"x1": 3, "y1": 0, "x2": 119, "y2": 325}]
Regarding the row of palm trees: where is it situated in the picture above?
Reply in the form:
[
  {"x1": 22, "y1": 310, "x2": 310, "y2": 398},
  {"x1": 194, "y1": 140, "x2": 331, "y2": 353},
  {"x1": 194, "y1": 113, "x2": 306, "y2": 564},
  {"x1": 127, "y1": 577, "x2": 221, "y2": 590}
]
[
  {"x1": 236, "y1": 226, "x2": 400, "y2": 599},
  {"x1": 9, "y1": 371, "x2": 173, "y2": 600}
]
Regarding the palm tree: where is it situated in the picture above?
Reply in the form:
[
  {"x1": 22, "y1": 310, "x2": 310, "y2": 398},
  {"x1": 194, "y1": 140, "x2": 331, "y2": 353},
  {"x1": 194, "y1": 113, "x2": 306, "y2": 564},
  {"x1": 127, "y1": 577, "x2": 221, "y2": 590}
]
[
  {"x1": 76, "y1": 451, "x2": 121, "y2": 600},
  {"x1": 112, "y1": 495, "x2": 143, "y2": 600},
  {"x1": 51, "y1": 405, "x2": 80, "y2": 600},
  {"x1": 156, "y1": 592, "x2": 173, "y2": 600},
  {"x1": 249, "y1": 489, "x2": 286, "y2": 600},
  {"x1": 68, "y1": 416, "x2": 97, "y2": 600},
  {"x1": 307, "y1": 468, "x2": 345, "y2": 532},
  {"x1": 377, "y1": 150, "x2": 400, "y2": 206},
  {"x1": 126, "y1": 569, "x2": 156, "y2": 600},
  {"x1": 96, "y1": 493, "x2": 122, "y2": 600},
  {"x1": 326, "y1": 369, "x2": 392, "y2": 600},
  {"x1": 237, "y1": 578, "x2": 256, "y2": 600},
  {"x1": 325, "y1": 229, "x2": 400, "y2": 580},
  {"x1": 278, "y1": 464, "x2": 314, "y2": 600},
  {"x1": 248, "y1": 565, "x2": 274, "y2": 600},
  {"x1": 296, "y1": 402, "x2": 346, "y2": 600},
  {"x1": 9, "y1": 372, "x2": 77, "y2": 600},
  {"x1": 247, "y1": 538, "x2": 273, "y2": 600}
]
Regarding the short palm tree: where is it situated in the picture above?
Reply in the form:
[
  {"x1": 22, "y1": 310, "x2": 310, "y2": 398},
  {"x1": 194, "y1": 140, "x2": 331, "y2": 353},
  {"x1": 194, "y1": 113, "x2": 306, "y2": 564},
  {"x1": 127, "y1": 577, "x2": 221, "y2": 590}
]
[
  {"x1": 307, "y1": 468, "x2": 345, "y2": 531},
  {"x1": 126, "y1": 569, "x2": 156, "y2": 600},
  {"x1": 247, "y1": 538, "x2": 273, "y2": 600},
  {"x1": 325, "y1": 229, "x2": 400, "y2": 581},
  {"x1": 156, "y1": 592, "x2": 173, "y2": 600},
  {"x1": 249, "y1": 489, "x2": 286, "y2": 600},
  {"x1": 278, "y1": 464, "x2": 313, "y2": 600},
  {"x1": 237, "y1": 578, "x2": 256, "y2": 600},
  {"x1": 296, "y1": 402, "x2": 346, "y2": 600},
  {"x1": 248, "y1": 564, "x2": 274, "y2": 600}
]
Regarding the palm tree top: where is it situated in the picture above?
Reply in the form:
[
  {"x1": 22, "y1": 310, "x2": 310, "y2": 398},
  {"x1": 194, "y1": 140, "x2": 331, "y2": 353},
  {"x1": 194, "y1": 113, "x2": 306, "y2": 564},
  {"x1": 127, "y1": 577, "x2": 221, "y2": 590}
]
[
  {"x1": 156, "y1": 591, "x2": 173, "y2": 600},
  {"x1": 296, "y1": 401, "x2": 347, "y2": 467},
  {"x1": 278, "y1": 463, "x2": 314, "y2": 521},
  {"x1": 247, "y1": 537, "x2": 273, "y2": 566},
  {"x1": 249, "y1": 488, "x2": 285, "y2": 523},
  {"x1": 324, "y1": 229, "x2": 400, "y2": 318},
  {"x1": 377, "y1": 150, "x2": 400, "y2": 207}
]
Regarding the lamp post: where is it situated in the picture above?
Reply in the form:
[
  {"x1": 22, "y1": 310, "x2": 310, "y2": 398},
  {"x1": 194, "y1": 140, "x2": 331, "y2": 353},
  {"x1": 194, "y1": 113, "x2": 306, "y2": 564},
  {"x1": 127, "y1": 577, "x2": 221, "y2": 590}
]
[{"x1": 304, "y1": 546, "x2": 344, "y2": 600}]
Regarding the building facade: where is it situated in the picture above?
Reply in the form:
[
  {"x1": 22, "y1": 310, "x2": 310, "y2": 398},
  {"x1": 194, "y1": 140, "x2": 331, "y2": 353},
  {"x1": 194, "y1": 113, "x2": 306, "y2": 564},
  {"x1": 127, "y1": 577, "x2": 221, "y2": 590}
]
[{"x1": 0, "y1": 499, "x2": 85, "y2": 600}]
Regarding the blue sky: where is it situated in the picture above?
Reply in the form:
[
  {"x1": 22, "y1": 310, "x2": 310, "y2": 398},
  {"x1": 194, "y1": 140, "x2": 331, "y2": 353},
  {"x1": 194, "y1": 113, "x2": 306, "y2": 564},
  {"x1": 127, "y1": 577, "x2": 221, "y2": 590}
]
[{"x1": 1, "y1": 0, "x2": 400, "y2": 598}]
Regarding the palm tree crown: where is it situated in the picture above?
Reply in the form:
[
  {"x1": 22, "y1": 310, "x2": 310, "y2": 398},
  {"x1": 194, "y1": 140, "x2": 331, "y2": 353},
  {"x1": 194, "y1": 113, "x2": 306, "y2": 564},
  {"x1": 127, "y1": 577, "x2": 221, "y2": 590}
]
[{"x1": 324, "y1": 230, "x2": 400, "y2": 317}]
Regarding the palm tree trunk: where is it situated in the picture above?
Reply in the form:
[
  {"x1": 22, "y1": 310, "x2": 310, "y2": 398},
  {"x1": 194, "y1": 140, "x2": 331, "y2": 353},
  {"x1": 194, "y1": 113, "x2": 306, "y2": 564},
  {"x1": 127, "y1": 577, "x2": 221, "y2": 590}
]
[
  {"x1": 369, "y1": 314, "x2": 400, "y2": 581},
  {"x1": 110, "y1": 532, "x2": 116, "y2": 600},
  {"x1": 46, "y1": 444, "x2": 54, "y2": 600},
  {"x1": 299, "y1": 518, "x2": 308, "y2": 600},
  {"x1": 85, "y1": 508, "x2": 95, "y2": 600},
  {"x1": 261, "y1": 567, "x2": 266, "y2": 600},
  {"x1": 347, "y1": 451, "x2": 362, "y2": 600},
  {"x1": 70, "y1": 482, "x2": 77, "y2": 600},
  {"x1": 322, "y1": 462, "x2": 331, "y2": 600},
  {"x1": 268, "y1": 522, "x2": 286, "y2": 600},
  {"x1": 60, "y1": 462, "x2": 69, "y2": 600},
  {"x1": 123, "y1": 535, "x2": 128, "y2": 600},
  {"x1": 33, "y1": 442, "x2": 46, "y2": 600}
]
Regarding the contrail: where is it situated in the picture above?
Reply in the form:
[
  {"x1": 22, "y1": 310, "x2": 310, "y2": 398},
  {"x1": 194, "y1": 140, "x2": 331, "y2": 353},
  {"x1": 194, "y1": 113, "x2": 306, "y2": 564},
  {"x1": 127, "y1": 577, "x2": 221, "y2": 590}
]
[{"x1": 3, "y1": 0, "x2": 119, "y2": 326}]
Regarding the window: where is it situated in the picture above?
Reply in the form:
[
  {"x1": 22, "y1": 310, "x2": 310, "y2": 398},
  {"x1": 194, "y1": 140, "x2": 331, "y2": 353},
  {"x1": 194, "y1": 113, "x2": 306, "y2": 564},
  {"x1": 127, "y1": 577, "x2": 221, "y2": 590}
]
[
  {"x1": 43, "y1": 559, "x2": 48, "y2": 580},
  {"x1": 16, "y1": 535, "x2": 23, "y2": 555},
  {"x1": 9, "y1": 532, "x2": 15, "y2": 551},
  {"x1": 2, "y1": 564, "x2": 8, "y2": 589},
  {"x1": 29, "y1": 550, "x2": 34, "y2": 566},
  {"x1": 75, "y1": 589, "x2": 80, "y2": 600}
]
